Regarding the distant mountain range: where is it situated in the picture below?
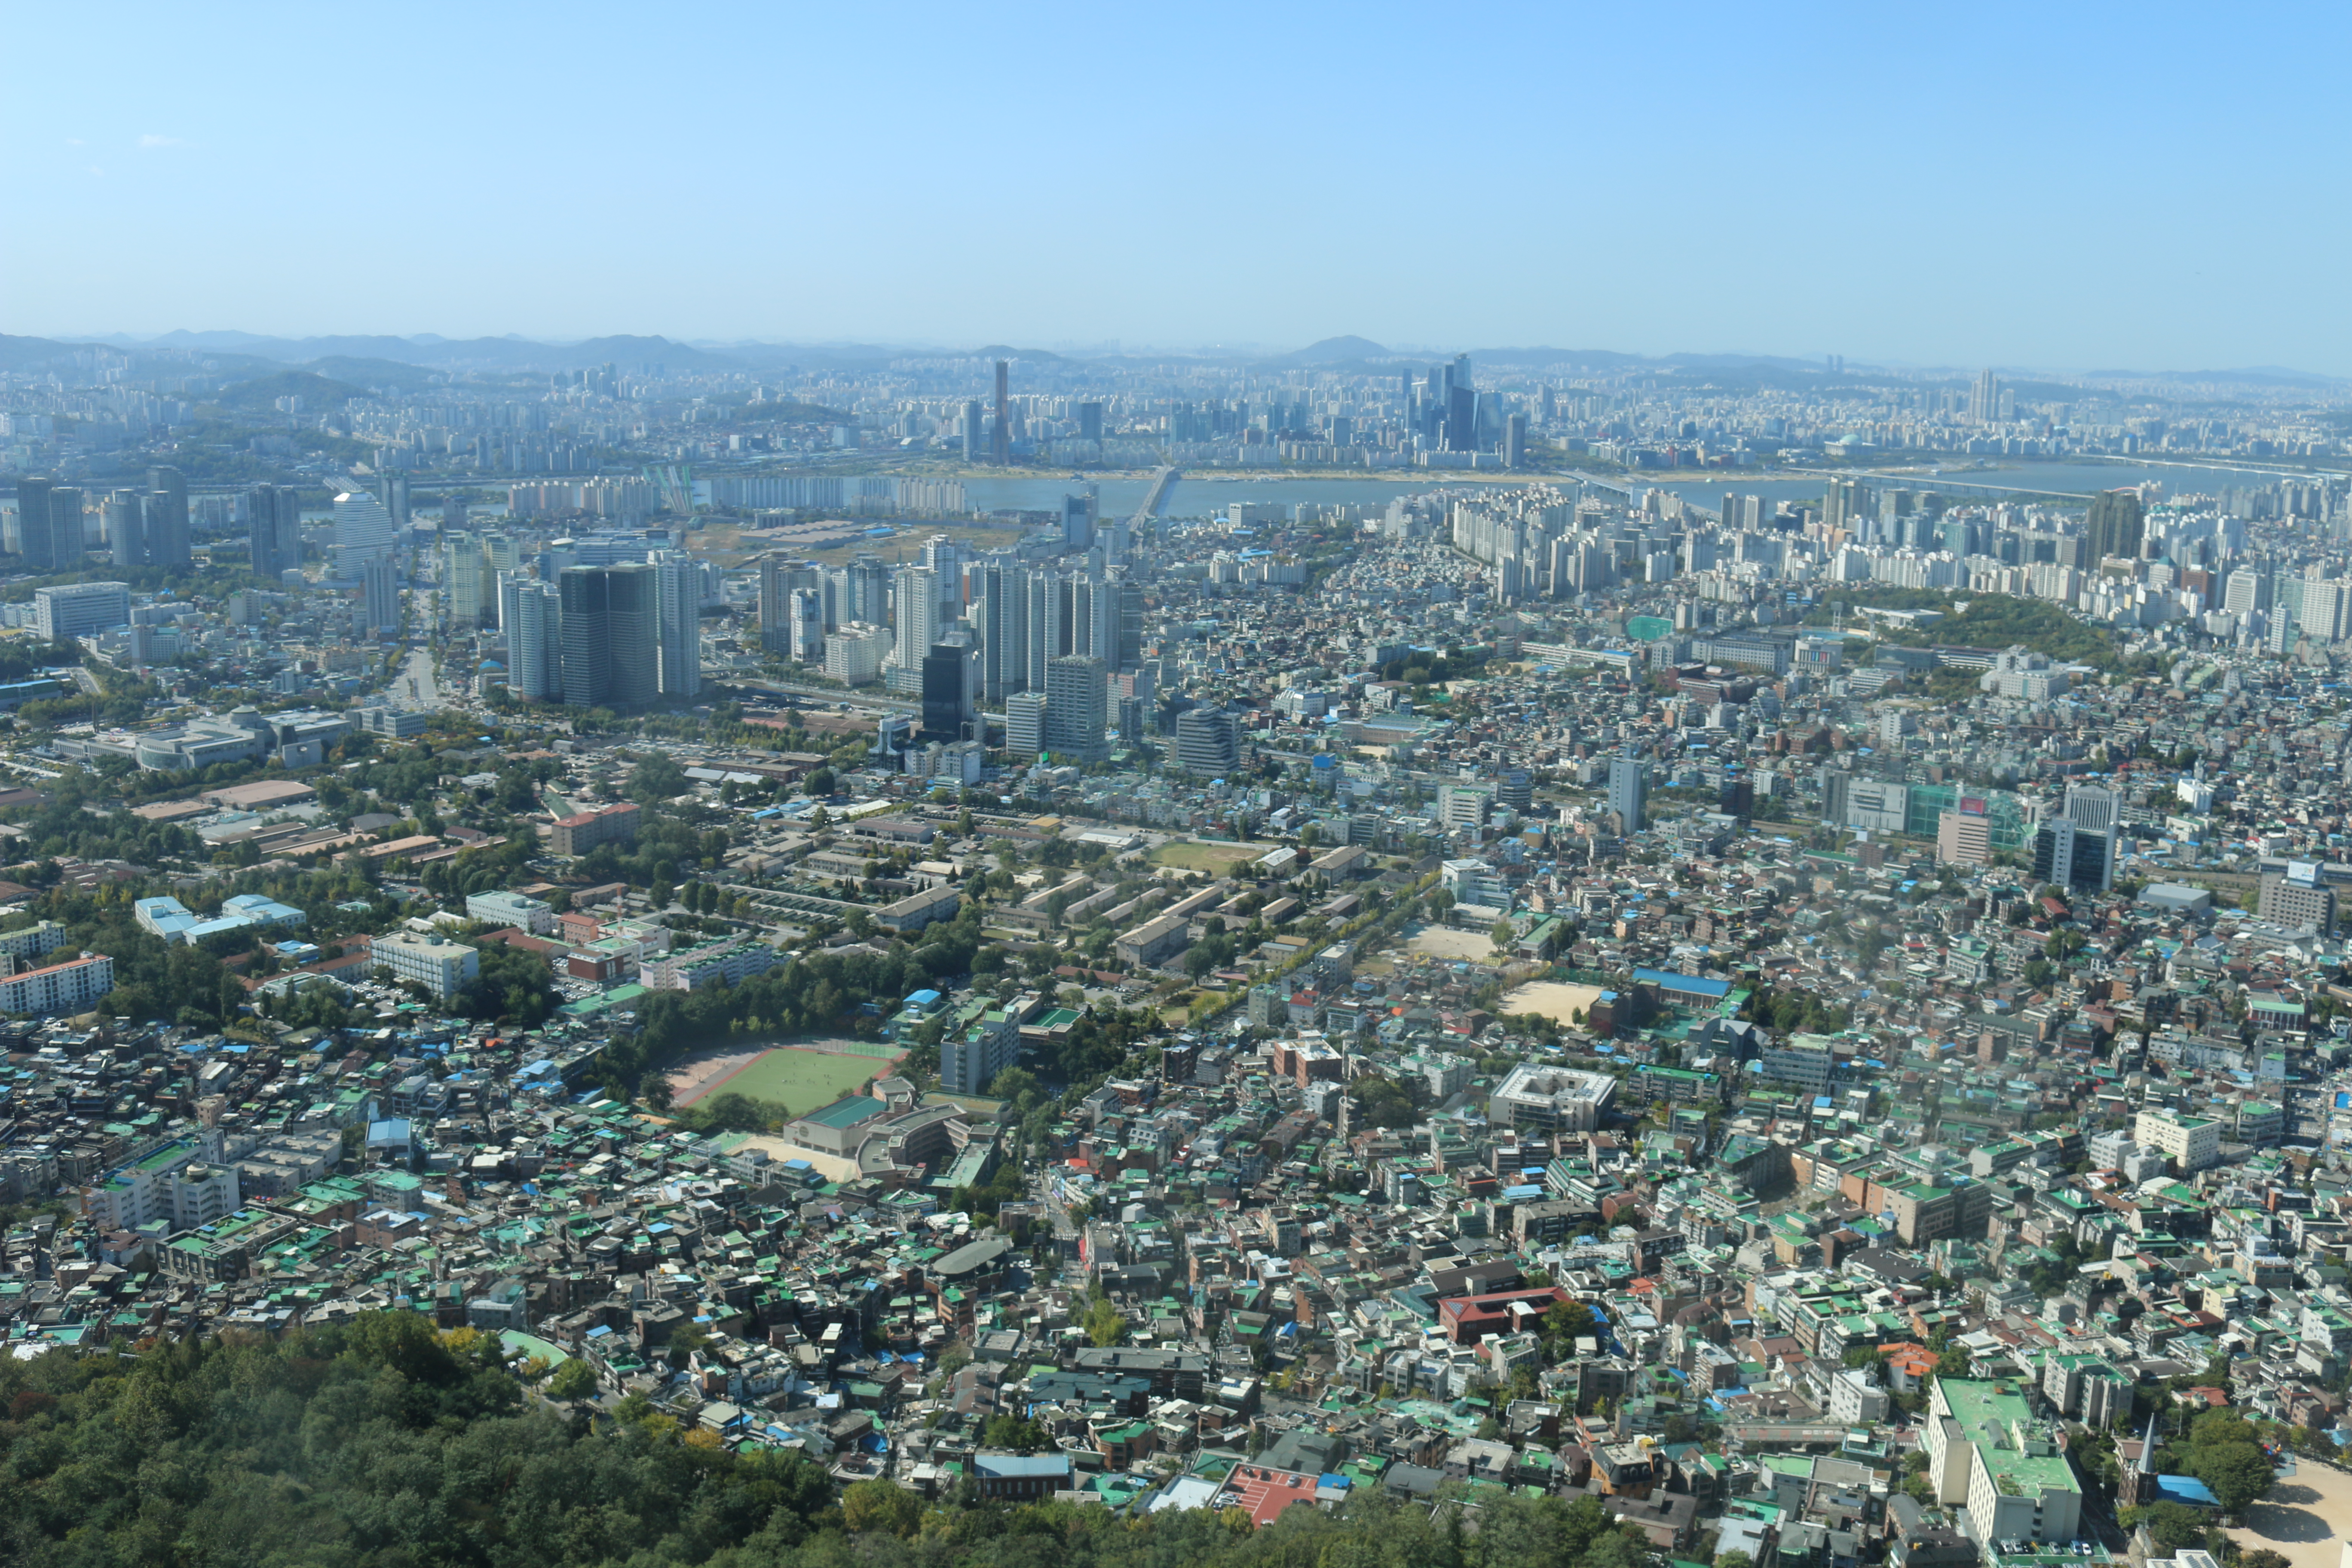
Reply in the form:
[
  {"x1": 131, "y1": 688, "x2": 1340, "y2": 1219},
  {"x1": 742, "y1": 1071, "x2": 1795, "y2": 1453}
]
[{"x1": 5, "y1": 329, "x2": 2344, "y2": 393}]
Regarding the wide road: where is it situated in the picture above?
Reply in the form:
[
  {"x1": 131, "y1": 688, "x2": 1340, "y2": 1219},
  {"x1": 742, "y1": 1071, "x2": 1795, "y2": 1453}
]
[
  {"x1": 396, "y1": 641, "x2": 442, "y2": 710},
  {"x1": 715, "y1": 676, "x2": 919, "y2": 715}
]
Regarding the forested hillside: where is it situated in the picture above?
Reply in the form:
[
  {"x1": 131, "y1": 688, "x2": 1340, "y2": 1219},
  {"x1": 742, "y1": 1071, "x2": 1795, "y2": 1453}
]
[{"x1": 0, "y1": 1312, "x2": 1657, "y2": 1568}]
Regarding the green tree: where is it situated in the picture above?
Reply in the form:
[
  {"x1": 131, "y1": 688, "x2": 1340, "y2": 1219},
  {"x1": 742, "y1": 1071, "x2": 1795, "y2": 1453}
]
[
  {"x1": 545, "y1": 1358, "x2": 598, "y2": 1402},
  {"x1": 839, "y1": 1476, "x2": 922, "y2": 1537},
  {"x1": 2192, "y1": 1442, "x2": 2275, "y2": 1513},
  {"x1": 1086, "y1": 1297, "x2": 1127, "y2": 1347}
]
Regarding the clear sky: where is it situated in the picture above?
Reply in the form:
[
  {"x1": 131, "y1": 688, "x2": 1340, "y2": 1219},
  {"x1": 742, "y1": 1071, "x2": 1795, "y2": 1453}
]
[{"x1": 6, "y1": 2, "x2": 2348, "y2": 374}]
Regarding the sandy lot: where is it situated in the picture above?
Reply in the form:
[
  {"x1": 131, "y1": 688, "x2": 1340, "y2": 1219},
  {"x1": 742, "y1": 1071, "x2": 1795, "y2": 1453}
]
[
  {"x1": 665, "y1": 1044, "x2": 767, "y2": 1104},
  {"x1": 1500, "y1": 980, "x2": 1607, "y2": 1024},
  {"x1": 1406, "y1": 925, "x2": 1499, "y2": 961},
  {"x1": 2230, "y1": 1460, "x2": 2352, "y2": 1568}
]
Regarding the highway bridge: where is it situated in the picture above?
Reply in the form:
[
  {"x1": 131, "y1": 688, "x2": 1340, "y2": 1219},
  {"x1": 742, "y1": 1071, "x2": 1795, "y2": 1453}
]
[{"x1": 1131, "y1": 465, "x2": 1182, "y2": 521}]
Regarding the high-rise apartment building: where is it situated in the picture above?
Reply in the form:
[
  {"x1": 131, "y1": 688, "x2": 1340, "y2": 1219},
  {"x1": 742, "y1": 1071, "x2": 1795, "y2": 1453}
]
[
  {"x1": 1607, "y1": 753, "x2": 1648, "y2": 833},
  {"x1": 1969, "y1": 369, "x2": 2001, "y2": 424},
  {"x1": 786, "y1": 588, "x2": 823, "y2": 661},
  {"x1": 362, "y1": 557, "x2": 400, "y2": 635},
  {"x1": 1044, "y1": 655, "x2": 1108, "y2": 763},
  {"x1": 651, "y1": 550, "x2": 701, "y2": 698},
  {"x1": 991, "y1": 359, "x2": 1010, "y2": 465},
  {"x1": 2085, "y1": 490, "x2": 2145, "y2": 563},
  {"x1": 507, "y1": 581, "x2": 562, "y2": 700},
  {"x1": 104, "y1": 491, "x2": 145, "y2": 567},
  {"x1": 890, "y1": 566, "x2": 938, "y2": 677},
  {"x1": 43, "y1": 486, "x2": 85, "y2": 570},
  {"x1": 13, "y1": 476, "x2": 53, "y2": 570}
]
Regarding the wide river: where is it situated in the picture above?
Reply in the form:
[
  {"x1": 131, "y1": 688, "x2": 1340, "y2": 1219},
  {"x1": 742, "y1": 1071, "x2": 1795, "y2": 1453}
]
[{"x1": 962, "y1": 456, "x2": 2335, "y2": 521}]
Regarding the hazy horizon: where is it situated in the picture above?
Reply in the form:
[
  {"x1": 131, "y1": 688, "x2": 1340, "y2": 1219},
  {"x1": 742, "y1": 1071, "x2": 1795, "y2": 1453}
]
[{"x1": 9, "y1": 3, "x2": 2352, "y2": 373}]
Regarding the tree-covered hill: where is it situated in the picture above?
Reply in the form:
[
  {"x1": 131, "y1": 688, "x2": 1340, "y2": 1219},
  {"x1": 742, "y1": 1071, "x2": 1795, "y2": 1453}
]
[{"x1": 0, "y1": 1312, "x2": 1661, "y2": 1568}]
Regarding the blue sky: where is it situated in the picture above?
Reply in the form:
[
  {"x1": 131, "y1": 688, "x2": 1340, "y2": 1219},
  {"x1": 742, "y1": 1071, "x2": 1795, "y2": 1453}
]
[{"x1": 6, "y1": 2, "x2": 2348, "y2": 373}]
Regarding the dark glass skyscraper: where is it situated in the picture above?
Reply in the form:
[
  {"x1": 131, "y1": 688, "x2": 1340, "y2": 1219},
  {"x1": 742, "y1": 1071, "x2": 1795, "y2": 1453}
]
[
  {"x1": 145, "y1": 465, "x2": 191, "y2": 567},
  {"x1": 560, "y1": 563, "x2": 658, "y2": 708}
]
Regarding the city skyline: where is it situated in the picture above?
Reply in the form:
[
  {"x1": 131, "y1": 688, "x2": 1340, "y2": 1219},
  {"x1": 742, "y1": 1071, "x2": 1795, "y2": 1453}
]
[{"x1": 9, "y1": 4, "x2": 2352, "y2": 370}]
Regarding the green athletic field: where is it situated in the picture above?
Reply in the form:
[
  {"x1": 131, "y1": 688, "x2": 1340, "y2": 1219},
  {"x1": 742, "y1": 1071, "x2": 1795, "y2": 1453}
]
[{"x1": 684, "y1": 1044, "x2": 904, "y2": 1113}]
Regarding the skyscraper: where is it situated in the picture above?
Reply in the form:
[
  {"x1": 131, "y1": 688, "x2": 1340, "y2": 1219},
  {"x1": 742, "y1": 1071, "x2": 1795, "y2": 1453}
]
[
  {"x1": 333, "y1": 489, "x2": 396, "y2": 575},
  {"x1": 1043, "y1": 654, "x2": 1108, "y2": 763},
  {"x1": 1005, "y1": 691, "x2": 1047, "y2": 758},
  {"x1": 1172, "y1": 708, "x2": 1237, "y2": 775},
  {"x1": 362, "y1": 556, "x2": 400, "y2": 636},
  {"x1": 1502, "y1": 413, "x2": 1527, "y2": 469},
  {"x1": 2086, "y1": 490, "x2": 2147, "y2": 564},
  {"x1": 441, "y1": 492, "x2": 467, "y2": 536},
  {"x1": 444, "y1": 535, "x2": 487, "y2": 628},
  {"x1": 145, "y1": 465, "x2": 190, "y2": 567},
  {"x1": 962, "y1": 398, "x2": 984, "y2": 462},
  {"x1": 890, "y1": 566, "x2": 938, "y2": 678},
  {"x1": 921, "y1": 632, "x2": 977, "y2": 744},
  {"x1": 248, "y1": 484, "x2": 302, "y2": 580},
  {"x1": 786, "y1": 588, "x2": 823, "y2": 661},
  {"x1": 651, "y1": 550, "x2": 701, "y2": 698},
  {"x1": 558, "y1": 567, "x2": 612, "y2": 708},
  {"x1": 1062, "y1": 490, "x2": 1097, "y2": 552},
  {"x1": 992, "y1": 359, "x2": 1011, "y2": 465},
  {"x1": 604, "y1": 562, "x2": 660, "y2": 708},
  {"x1": 977, "y1": 558, "x2": 1027, "y2": 702},
  {"x1": 45, "y1": 487, "x2": 85, "y2": 570},
  {"x1": 508, "y1": 581, "x2": 563, "y2": 701},
  {"x1": 1607, "y1": 753, "x2": 1648, "y2": 833},
  {"x1": 380, "y1": 473, "x2": 410, "y2": 531},
  {"x1": 1969, "y1": 368, "x2": 2001, "y2": 424},
  {"x1": 103, "y1": 492, "x2": 145, "y2": 568},
  {"x1": 13, "y1": 477, "x2": 53, "y2": 570}
]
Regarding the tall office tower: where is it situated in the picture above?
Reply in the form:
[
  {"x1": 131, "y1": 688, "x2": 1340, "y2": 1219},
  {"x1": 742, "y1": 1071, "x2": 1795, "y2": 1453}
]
[
  {"x1": 46, "y1": 487, "x2": 85, "y2": 568},
  {"x1": 1004, "y1": 691, "x2": 1047, "y2": 758},
  {"x1": 483, "y1": 532, "x2": 521, "y2": 578},
  {"x1": 333, "y1": 488, "x2": 396, "y2": 574},
  {"x1": 1822, "y1": 477, "x2": 1857, "y2": 533},
  {"x1": 1606, "y1": 752, "x2": 1648, "y2": 833},
  {"x1": 991, "y1": 359, "x2": 1011, "y2": 465},
  {"x1": 1076, "y1": 401, "x2": 1104, "y2": 442},
  {"x1": 380, "y1": 474, "x2": 410, "y2": 530},
  {"x1": 558, "y1": 567, "x2": 612, "y2": 708},
  {"x1": 444, "y1": 535, "x2": 487, "y2": 627},
  {"x1": 2223, "y1": 567, "x2": 2271, "y2": 618},
  {"x1": 362, "y1": 556, "x2": 400, "y2": 636},
  {"x1": 104, "y1": 492, "x2": 146, "y2": 567},
  {"x1": 441, "y1": 492, "x2": 467, "y2": 535},
  {"x1": 1502, "y1": 413, "x2": 1527, "y2": 469},
  {"x1": 1062, "y1": 490, "x2": 1097, "y2": 552},
  {"x1": 921, "y1": 631, "x2": 977, "y2": 743},
  {"x1": 1539, "y1": 384, "x2": 1556, "y2": 423},
  {"x1": 2086, "y1": 489, "x2": 2147, "y2": 563},
  {"x1": 1443, "y1": 354, "x2": 1476, "y2": 450},
  {"x1": 248, "y1": 484, "x2": 294, "y2": 579},
  {"x1": 1114, "y1": 576, "x2": 1144, "y2": 671},
  {"x1": 651, "y1": 549, "x2": 701, "y2": 698},
  {"x1": 144, "y1": 465, "x2": 190, "y2": 567},
  {"x1": 1969, "y1": 369, "x2": 2000, "y2": 424},
  {"x1": 12, "y1": 477, "x2": 53, "y2": 568},
  {"x1": 508, "y1": 582, "x2": 564, "y2": 699},
  {"x1": 1172, "y1": 707, "x2": 1238, "y2": 775},
  {"x1": 757, "y1": 555, "x2": 793, "y2": 652},
  {"x1": 890, "y1": 566, "x2": 938, "y2": 675},
  {"x1": 962, "y1": 398, "x2": 984, "y2": 462},
  {"x1": 604, "y1": 562, "x2": 660, "y2": 707},
  {"x1": 786, "y1": 588, "x2": 824, "y2": 661},
  {"x1": 1043, "y1": 655, "x2": 1109, "y2": 763}
]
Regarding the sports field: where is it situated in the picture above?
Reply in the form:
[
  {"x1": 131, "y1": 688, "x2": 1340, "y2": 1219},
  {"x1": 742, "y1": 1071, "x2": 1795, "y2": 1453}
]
[
  {"x1": 678, "y1": 1043, "x2": 904, "y2": 1112},
  {"x1": 1151, "y1": 841, "x2": 1265, "y2": 873}
]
